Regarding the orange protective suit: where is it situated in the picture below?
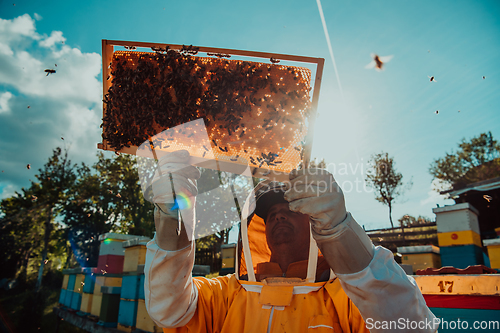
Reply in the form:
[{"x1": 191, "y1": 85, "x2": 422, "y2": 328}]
[{"x1": 163, "y1": 274, "x2": 368, "y2": 332}]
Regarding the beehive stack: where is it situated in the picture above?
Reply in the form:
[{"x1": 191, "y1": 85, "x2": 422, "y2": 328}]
[
  {"x1": 118, "y1": 238, "x2": 150, "y2": 332},
  {"x1": 70, "y1": 272, "x2": 85, "y2": 311},
  {"x1": 220, "y1": 243, "x2": 236, "y2": 275},
  {"x1": 98, "y1": 286, "x2": 122, "y2": 328},
  {"x1": 398, "y1": 245, "x2": 441, "y2": 273},
  {"x1": 59, "y1": 270, "x2": 72, "y2": 307},
  {"x1": 102, "y1": 48, "x2": 313, "y2": 174},
  {"x1": 433, "y1": 203, "x2": 484, "y2": 268},
  {"x1": 91, "y1": 275, "x2": 122, "y2": 319},
  {"x1": 79, "y1": 267, "x2": 95, "y2": 315},
  {"x1": 483, "y1": 238, "x2": 500, "y2": 270},
  {"x1": 95, "y1": 233, "x2": 149, "y2": 275}
]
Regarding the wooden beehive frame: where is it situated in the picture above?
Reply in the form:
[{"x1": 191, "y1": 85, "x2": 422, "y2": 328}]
[{"x1": 98, "y1": 39, "x2": 325, "y2": 181}]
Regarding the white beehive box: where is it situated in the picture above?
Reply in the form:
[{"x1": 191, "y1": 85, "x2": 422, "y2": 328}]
[{"x1": 432, "y1": 203, "x2": 480, "y2": 234}]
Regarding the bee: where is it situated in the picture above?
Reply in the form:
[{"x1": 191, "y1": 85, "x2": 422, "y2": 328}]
[
  {"x1": 365, "y1": 54, "x2": 393, "y2": 71},
  {"x1": 124, "y1": 46, "x2": 137, "y2": 50},
  {"x1": 32, "y1": 195, "x2": 37, "y2": 202},
  {"x1": 270, "y1": 58, "x2": 280, "y2": 64},
  {"x1": 483, "y1": 76, "x2": 486, "y2": 79},
  {"x1": 45, "y1": 69, "x2": 56, "y2": 76},
  {"x1": 116, "y1": 193, "x2": 122, "y2": 198},
  {"x1": 27, "y1": 105, "x2": 30, "y2": 109},
  {"x1": 61, "y1": 137, "x2": 64, "y2": 140},
  {"x1": 180, "y1": 45, "x2": 199, "y2": 55},
  {"x1": 151, "y1": 46, "x2": 168, "y2": 53},
  {"x1": 428, "y1": 76, "x2": 436, "y2": 82},
  {"x1": 27, "y1": 164, "x2": 31, "y2": 170},
  {"x1": 435, "y1": 110, "x2": 439, "y2": 115},
  {"x1": 483, "y1": 195, "x2": 493, "y2": 202}
]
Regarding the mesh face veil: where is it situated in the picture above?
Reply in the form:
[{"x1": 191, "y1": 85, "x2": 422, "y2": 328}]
[{"x1": 238, "y1": 180, "x2": 329, "y2": 283}]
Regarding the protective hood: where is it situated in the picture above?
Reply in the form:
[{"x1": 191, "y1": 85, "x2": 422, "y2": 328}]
[{"x1": 237, "y1": 180, "x2": 331, "y2": 283}]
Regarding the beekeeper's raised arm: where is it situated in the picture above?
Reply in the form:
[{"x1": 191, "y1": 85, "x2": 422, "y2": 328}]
[{"x1": 144, "y1": 149, "x2": 200, "y2": 327}]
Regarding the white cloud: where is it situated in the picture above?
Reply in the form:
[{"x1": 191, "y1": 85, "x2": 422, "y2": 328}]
[
  {"x1": 0, "y1": 14, "x2": 104, "y2": 199},
  {"x1": 0, "y1": 184, "x2": 17, "y2": 200},
  {"x1": 0, "y1": 91, "x2": 13, "y2": 113},
  {"x1": 420, "y1": 179, "x2": 450, "y2": 205},
  {"x1": 0, "y1": 15, "x2": 101, "y2": 104},
  {"x1": 39, "y1": 30, "x2": 66, "y2": 48},
  {"x1": 0, "y1": 14, "x2": 39, "y2": 44}
]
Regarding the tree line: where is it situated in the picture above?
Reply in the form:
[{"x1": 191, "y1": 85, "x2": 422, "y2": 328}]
[{"x1": 365, "y1": 131, "x2": 499, "y2": 228}]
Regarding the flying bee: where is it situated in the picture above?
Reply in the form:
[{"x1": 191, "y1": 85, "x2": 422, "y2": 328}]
[
  {"x1": 124, "y1": 46, "x2": 137, "y2": 50},
  {"x1": 428, "y1": 76, "x2": 437, "y2": 82},
  {"x1": 27, "y1": 164, "x2": 31, "y2": 170},
  {"x1": 270, "y1": 57, "x2": 280, "y2": 64},
  {"x1": 365, "y1": 54, "x2": 393, "y2": 71},
  {"x1": 483, "y1": 194, "x2": 493, "y2": 202},
  {"x1": 45, "y1": 69, "x2": 56, "y2": 76},
  {"x1": 435, "y1": 110, "x2": 439, "y2": 114}
]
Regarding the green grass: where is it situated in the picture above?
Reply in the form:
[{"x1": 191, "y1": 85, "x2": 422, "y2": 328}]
[{"x1": 0, "y1": 286, "x2": 86, "y2": 333}]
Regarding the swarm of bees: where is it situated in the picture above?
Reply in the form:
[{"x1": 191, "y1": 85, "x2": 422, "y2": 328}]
[{"x1": 102, "y1": 47, "x2": 312, "y2": 171}]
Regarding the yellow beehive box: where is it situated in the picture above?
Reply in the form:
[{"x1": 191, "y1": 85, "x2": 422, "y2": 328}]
[
  {"x1": 221, "y1": 244, "x2": 236, "y2": 259},
  {"x1": 402, "y1": 253, "x2": 441, "y2": 273},
  {"x1": 398, "y1": 245, "x2": 441, "y2": 273},
  {"x1": 62, "y1": 274, "x2": 69, "y2": 290},
  {"x1": 80, "y1": 293, "x2": 93, "y2": 313},
  {"x1": 222, "y1": 258, "x2": 235, "y2": 269},
  {"x1": 74, "y1": 274, "x2": 85, "y2": 293},
  {"x1": 438, "y1": 230, "x2": 482, "y2": 247},
  {"x1": 93, "y1": 276, "x2": 122, "y2": 296},
  {"x1": 484, "y1": 239, "x2": 500, "y2": 269},
  {"x1": 123, "y1": 238, "x2": 150, "y2": 273},
  {"x1": 136, "y1": 299, "x2": 161, "y2": 333},
  {"x1": 91, "y1": 294, "x2": 102, "y2": 317}
]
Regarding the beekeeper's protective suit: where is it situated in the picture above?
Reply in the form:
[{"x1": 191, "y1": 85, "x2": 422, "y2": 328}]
[{"x1": 144, "y1": 150, "x2": 437, "y2": 332}]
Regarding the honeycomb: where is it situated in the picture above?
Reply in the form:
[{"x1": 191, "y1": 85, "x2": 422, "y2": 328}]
[{"x1": 102, "y1": 49, "x2": 313, "y2": 173}]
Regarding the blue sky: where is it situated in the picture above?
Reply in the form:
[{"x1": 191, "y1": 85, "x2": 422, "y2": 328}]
[{"x1": 1, "y1": 0, "x2": 499, "y2": 231}]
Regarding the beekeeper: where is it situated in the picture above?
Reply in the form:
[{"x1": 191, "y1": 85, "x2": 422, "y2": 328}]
[{"x1": 144, "y1": 150, "x2": 437, "y2": 332}]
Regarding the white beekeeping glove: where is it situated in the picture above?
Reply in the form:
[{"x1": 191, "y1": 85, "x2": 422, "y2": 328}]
[
  {"x1": 151, "y1": 150, "x2": 200, "y2": 251},
  {"x1": 284, "y1": 168, "x2": 374, "y2": 274}
]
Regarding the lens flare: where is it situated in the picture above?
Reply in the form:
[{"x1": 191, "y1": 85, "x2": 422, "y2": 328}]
[{"x1": 172, "y1": 192, "x2": 192, "y2": 210}]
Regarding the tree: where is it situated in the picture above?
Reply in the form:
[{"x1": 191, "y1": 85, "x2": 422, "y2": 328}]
[
  {"x1": 429, "y1": 131, "x2": 500, "y2": 191},
  {"x1": 365, "y1": 152, "x2": 412, "y2": 228},
  {"x1": 398, "y1": 214, "x2": 432, "y2": 228},
  {"x1": 94, "y1": 152, "x2": 155, "y2": 236},
  {"x1": 0, "y1": 188, "x2": 45, "y2": 282},
  {"x1": 32, "y1": 147, "x2": 78, "y2": 290}
]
